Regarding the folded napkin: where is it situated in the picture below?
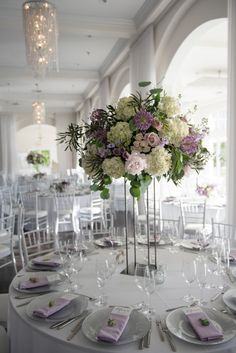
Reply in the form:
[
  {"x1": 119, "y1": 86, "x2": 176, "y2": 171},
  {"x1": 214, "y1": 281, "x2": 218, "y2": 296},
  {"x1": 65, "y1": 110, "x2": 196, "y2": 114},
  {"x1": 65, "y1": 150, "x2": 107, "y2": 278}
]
[
  {"x1": 184, "y1": 307, "x2": 223, "y2": 341},
  {"x1": 19, "y1": 274, "x2": 61, "y2": 290},
  {"x1": 32, "y1": 256, "x2": 62, "y2": 267},
  {"x1": 230, "y1": 250, "x2": 236, "y2": 262},
  {"x1": 97, "y1": 307, "x2": 132, "y2": 343},
  {"x1": 33, "y1": 293, "x2": 77, "y2": 318},
  {"x1": 19, "y1": 276, "x2": 49, "y2": 289}
]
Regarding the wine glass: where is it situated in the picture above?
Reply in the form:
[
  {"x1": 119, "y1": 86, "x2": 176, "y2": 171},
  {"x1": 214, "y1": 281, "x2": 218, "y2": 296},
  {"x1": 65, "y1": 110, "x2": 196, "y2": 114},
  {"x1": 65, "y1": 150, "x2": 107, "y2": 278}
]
[
  {"x1": 95, "y1": 259, "x2": 109, "y2": 307},
  {"x1": 134, "y1": 263, "x2": 146, "y2": 311},
  {"x1": 143, "y1": 267, "x2": 156, "y2": 317},
  {"x1": 70, "y1": 251, "x2": 85, "y2": 291},
  {"x1": 195, "y1": 258, "x2": 208, "y2": 305},
  {"x1": 181, "y1": 260, "x2": 196, "y2": 303}
]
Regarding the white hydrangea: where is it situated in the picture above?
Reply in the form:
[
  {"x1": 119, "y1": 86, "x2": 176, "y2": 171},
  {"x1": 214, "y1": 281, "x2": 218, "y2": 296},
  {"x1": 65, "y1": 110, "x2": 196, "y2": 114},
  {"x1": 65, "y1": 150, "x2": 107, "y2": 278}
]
[
  {"x1": 145, "y1": 146, "x2": 171, "y2": 176},
  {"x1": 115, "y1": 96, "x2": 136, "y2": 121},
  {"x1": 159, "y1": 96, "x2": 181, "y2": 117},
  {"x1": 161, "y1": 117, "x2": 189, "y2": 147},
  {"x1": 102, "y1": 157, "x2": 125, "y2": 178}
]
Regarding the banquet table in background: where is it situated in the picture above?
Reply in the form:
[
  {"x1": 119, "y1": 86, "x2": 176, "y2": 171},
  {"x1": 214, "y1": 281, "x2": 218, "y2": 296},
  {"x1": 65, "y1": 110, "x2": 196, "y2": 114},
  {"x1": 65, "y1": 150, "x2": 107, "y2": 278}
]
[
  {"x1": 8, "y1": 246, "x2": 236, "y2": 353},
  {"x1": 162, "y1": 200, "x2": 226, "y2": 224},
  {"x1": 38, "y1": 192, "x2": 91, "y2": 232}
]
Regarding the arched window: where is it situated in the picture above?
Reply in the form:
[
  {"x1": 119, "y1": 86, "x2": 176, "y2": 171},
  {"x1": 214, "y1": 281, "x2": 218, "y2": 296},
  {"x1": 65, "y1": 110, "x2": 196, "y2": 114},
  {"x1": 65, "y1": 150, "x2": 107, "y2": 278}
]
[{"x1": 164, "y1": 19, "x2": 227, "y2": 200}]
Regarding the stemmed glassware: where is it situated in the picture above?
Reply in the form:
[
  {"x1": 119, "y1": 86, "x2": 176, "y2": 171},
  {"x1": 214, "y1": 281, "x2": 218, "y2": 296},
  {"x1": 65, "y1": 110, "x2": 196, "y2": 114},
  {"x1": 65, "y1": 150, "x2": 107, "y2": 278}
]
[
  {"x1": 134, "y1": 263, "x2": 147, "y2": 311},
  {"x1": 181, "y1": 260, "x2": 196, "y2": 303},
  {"x1": 143, "y1": 266, "x2": 156, "y2": 317},
  {"x1": 95, "y1": 259, "x2": 109, "y2": 306},
  {"x1": 195, "y1": 258, "x2": 208, "y2": 305}
]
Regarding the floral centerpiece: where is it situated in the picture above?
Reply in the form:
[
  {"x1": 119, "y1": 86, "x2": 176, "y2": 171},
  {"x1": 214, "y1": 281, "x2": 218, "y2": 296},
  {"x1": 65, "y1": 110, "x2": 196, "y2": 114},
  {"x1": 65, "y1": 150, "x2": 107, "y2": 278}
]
[
  {"x1": 196, "y1": 184, "x2": 215, "y2": 198},
  {"x1": 58, "y1": 82, "x2": 210, "y2": 199},
  {"x1": 50, "y1": 180, "x2": 70, "y2": 193},
  {"x1": 26, "y1": 151, "x2": 47, "y2": 173}
]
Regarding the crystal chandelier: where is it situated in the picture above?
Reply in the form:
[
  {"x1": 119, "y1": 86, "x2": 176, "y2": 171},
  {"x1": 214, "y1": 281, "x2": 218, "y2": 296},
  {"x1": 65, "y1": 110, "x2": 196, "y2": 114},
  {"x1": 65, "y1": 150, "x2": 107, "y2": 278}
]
[
  {"x1": 32, "y1": 101, "x2": 45, "y2": 124},
  {"x1": 22, "y1": 0, "x2": 59, "y2": 77}
]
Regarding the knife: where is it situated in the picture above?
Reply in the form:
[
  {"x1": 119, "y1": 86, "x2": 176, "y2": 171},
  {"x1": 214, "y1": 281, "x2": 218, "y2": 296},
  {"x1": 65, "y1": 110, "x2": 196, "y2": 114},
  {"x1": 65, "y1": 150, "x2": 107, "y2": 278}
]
[
  {"x1": 144, "y1": 319, "x2": 152, "y2": 348},
  {"x1": 66, "y1": 310, "x2": 92, "y2": 341},
  {"x1": 49, "y1": 312, "x2": 87, "y2": 329}
]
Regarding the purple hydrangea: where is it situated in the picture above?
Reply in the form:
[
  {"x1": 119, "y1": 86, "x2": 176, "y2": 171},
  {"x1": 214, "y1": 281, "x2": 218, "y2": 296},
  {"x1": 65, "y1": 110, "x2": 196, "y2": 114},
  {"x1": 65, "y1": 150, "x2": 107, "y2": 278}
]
[
  {"x1": 181, "y1": 133, "x2": 202, "y2": 155},
  {"x1": 159, "y1": 137, "x2": 169, "y2": 147},
  {"x1": 133, "y1": 109, "x2": 154, "y2": 131}
]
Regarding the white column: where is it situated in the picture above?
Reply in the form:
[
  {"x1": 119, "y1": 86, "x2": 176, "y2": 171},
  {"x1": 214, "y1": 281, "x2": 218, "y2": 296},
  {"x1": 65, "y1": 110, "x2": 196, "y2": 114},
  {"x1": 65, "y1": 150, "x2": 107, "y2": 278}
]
[
  {"x1": 130, "y1": 25, "x2": 156, "y2": 93},
  {"x1": 0, "y1": 114, "x2": 17, "y2": 183},
  {"x1": 226, "y1": 0, "x2": 236, "y2": 224}
]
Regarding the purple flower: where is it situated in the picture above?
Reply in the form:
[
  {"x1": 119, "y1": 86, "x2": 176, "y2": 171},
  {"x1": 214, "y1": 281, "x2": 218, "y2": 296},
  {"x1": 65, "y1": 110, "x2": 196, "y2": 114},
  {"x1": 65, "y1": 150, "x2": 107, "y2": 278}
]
[
  {"x1": 121, "y1": 148, "x2": 129, "y2": 160},
  {"x1": 94, "y1": 129, "x2": 107, "y2": 143},
  {"x1": 90, "y1": 109, "x2": 104, "y2": 123},
  {"x1": 133, "y1": 109, "x2": 154, "y2": 131},
  {"x1": 159, "y1": 137, "x2": 169, "y2": 147},
  {"x1": 107, "y1": 143, "x2": 115, "y2": 149},
  {"x1": 180, "y1": 133, "x2": 202, "y2": 155},
  {"x1": 97, "y1": 148, "x2": 109, "y2": 158}
]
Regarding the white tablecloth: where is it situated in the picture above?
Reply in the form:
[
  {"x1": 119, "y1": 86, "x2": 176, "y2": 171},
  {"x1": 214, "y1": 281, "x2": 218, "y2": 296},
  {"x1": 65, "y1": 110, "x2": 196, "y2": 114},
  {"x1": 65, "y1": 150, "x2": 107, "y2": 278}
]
[
  {"x1": 162, "y1": 201, "x2": 225, "y2": 224},
  {"x1": 9, "y1": 247, "x2": 236, "y2": 353}
]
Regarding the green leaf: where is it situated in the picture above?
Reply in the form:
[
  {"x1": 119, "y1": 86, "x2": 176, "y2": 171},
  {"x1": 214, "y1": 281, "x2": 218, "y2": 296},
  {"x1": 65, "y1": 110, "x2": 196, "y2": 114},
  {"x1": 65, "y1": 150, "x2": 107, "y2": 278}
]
[
  {"x1": 131, "y1": 179, "x2": 141, "y2": 188},
  {"x1": 138, "y1": 81, "x2": 151, "y2": 87},
  {"x1": 103, "y1": 175, "x2": 112, "y2": 185},
  {"x1": 149, "y1": 88, "x2": 162, "y2": 95},
  {"x1": 130, "y1": 186, "x2": 141, "y2": 199},
  {"x1": 90, "y1": 184, "x2": 100, "y2": 192},
  {"x1": 100, "y1": 188, "x2": 110, "y2": 199}
]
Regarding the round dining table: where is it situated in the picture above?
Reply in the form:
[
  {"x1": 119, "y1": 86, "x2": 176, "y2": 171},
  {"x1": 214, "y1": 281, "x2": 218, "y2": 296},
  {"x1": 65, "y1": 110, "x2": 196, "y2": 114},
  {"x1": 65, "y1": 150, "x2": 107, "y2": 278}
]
[{"x1": 8, "y1": 245, "x2": 236, "y2": 353}]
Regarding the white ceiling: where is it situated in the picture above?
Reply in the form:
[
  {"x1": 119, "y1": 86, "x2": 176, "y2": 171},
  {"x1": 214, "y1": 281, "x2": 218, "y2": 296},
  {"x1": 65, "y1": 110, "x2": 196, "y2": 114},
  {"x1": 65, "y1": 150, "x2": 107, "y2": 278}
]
[{"x1": 0, "y1": 0, "x2": 177, "y2": 116}]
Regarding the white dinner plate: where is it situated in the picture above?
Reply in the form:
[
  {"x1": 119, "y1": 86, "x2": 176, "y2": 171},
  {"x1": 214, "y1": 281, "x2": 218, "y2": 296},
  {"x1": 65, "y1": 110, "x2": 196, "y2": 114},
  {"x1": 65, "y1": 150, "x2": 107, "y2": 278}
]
[
  {"x1": 137, "y1": 238, "x2": 172, "y2": 247},
  {"x1": 26, "y1": 292, "x2": 88, "y2": 322},
  {"x1": 166, "y1": 307, "x2": 235, "y2": 345},
  {"x1": 12, "y1": 272, "x2": 62, "y2": 294},
  {"x1": 222, "y1": 288, "x2": 236, "y2": 313},
  {"x1": 179, "y1": 240, "x2": 201, "y2": 251},
  {"x1": 82, "y1": 307, "x2": 150, "y2": 345},
  {"x1": 94, "y1": 239, "x2": 123, "y2": 248}
]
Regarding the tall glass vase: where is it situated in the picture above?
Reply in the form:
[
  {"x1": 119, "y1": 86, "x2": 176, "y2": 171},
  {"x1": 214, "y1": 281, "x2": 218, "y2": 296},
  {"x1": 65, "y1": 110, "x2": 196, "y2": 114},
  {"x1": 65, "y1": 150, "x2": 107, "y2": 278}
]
[{"x1": 121, "y1": 178, "x2": 159, "y2": 276}]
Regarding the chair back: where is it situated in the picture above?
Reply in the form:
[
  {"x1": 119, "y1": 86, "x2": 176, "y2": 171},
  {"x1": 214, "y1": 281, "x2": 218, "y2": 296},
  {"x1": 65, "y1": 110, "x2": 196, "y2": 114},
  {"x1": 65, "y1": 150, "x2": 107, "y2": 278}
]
[
  {"x1": 21, "y1": 213, "x2": 54, "y2": 265},
  {"x1": 212, "y1": 219, "x2": 236, "y2": 245},
  {"x1": 180, "y1": 199, "x2": 207, "y2": 228},
  {"x1": 0, "y1": 213, "x2": 17, "y2": 273}
]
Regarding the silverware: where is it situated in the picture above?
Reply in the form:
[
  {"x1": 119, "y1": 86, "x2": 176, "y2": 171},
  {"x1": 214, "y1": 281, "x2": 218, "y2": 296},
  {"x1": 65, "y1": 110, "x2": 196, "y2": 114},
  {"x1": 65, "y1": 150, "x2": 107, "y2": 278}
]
[
  {"x1": 156, "y1": 320, "x2": 165, "y2": 342},
  {"x1": 144, "y1": 319, "x2": 152, "y2": 348},
  {"x1": 16, "y1": 300, "x2": 33, "y2": 307},
  {"x1": 14, "y1": 293, "x2": 45, "y2": 300},
  {"x1": 161, "y1": 320, "x2": 177, "y2": 352},
  {"x1": 49, "y1": 312, "x2": 87, "y2": 329},
  {"x1": 66, "y1": 310, "x2": 92, "y2": 341},
  {"x1": 166, "y1": 301, "x2": 197, "y2": 312},
  {"x1": 138, "y1": 336, "x2": 144, "y2": 350}
]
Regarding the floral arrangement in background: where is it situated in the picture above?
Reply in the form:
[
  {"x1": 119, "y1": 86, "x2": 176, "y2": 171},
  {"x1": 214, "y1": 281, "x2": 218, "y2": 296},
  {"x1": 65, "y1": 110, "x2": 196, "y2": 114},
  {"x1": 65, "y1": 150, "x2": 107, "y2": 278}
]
[
  {"x1": 196, "y1": 184, "x2": 215, "y2": 198},
  {"x1": 50, "y1": 180, "x2": 70, "y2": 193},
  {"x1": 58, "y1": 81, "x2": 210, "y2": 199},
  {"x1": 26, "y1": 151, "x2": 48, "y2": 173}
]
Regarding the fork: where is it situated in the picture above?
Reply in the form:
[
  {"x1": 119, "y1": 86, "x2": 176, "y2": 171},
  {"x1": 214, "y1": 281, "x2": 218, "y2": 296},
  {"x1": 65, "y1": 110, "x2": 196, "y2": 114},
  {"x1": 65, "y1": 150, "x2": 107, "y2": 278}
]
[{"x1": 161, "y1": 320, "x2": 177, "y2": 352}]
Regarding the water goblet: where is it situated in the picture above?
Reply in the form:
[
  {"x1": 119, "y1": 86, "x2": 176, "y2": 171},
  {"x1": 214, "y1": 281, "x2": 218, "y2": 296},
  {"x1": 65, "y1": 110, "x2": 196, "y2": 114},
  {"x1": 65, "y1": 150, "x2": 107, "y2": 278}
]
[
  {"x1": 134, "y1": 263, "x2": 147, "y2": 311},
  {"x1": 181, "y1": 260, "x2": 196, "y2": 303}
]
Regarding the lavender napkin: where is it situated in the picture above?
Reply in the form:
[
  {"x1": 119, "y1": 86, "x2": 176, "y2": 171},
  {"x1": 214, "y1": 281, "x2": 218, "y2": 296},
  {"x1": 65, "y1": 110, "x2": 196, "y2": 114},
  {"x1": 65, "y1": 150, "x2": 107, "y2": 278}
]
[
  {"x1": 230, "y1": 250, "x2": 236, "y2": 262},
  {"x1": 97, "y1": 307, "x2": 132, "y2": 343},
  {"x1": 33, "y1": 293, "x2": 76, "y2": 318},
  {"x1": 184, "y1": 308, "x2": 223, "y2": 341},
  {"x1": 19, "y1": 276, "x2": 49, "y2": 290},
  {"x1": 32, "y1": 256, "x2": 62, "y2": 267}
]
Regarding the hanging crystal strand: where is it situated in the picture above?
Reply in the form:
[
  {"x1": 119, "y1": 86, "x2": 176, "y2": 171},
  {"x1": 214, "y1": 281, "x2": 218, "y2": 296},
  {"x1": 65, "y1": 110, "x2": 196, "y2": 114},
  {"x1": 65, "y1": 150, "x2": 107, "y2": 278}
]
[
  {"x1": 146, "y1": 186, "x2": 150, "y2": 268},
  {"x1": 133, "y1": 197, "x2": 136, "y2": 270},
  {"x1": 153, "y1": 178, "x2": 157, "y2": 269},
  {"x1": 124, "y1": 178, "x2": 129, "y2": 274}
]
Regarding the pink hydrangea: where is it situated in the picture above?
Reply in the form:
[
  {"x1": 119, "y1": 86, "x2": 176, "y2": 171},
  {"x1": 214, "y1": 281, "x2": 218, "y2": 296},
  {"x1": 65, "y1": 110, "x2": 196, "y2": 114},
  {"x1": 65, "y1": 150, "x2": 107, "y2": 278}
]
[
  {"x1": 125, "y1": 152, "x2": 147, "y2": 176},
  {"x1": 145, "y1": 132, "x2": 160, "y2": 147}
]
